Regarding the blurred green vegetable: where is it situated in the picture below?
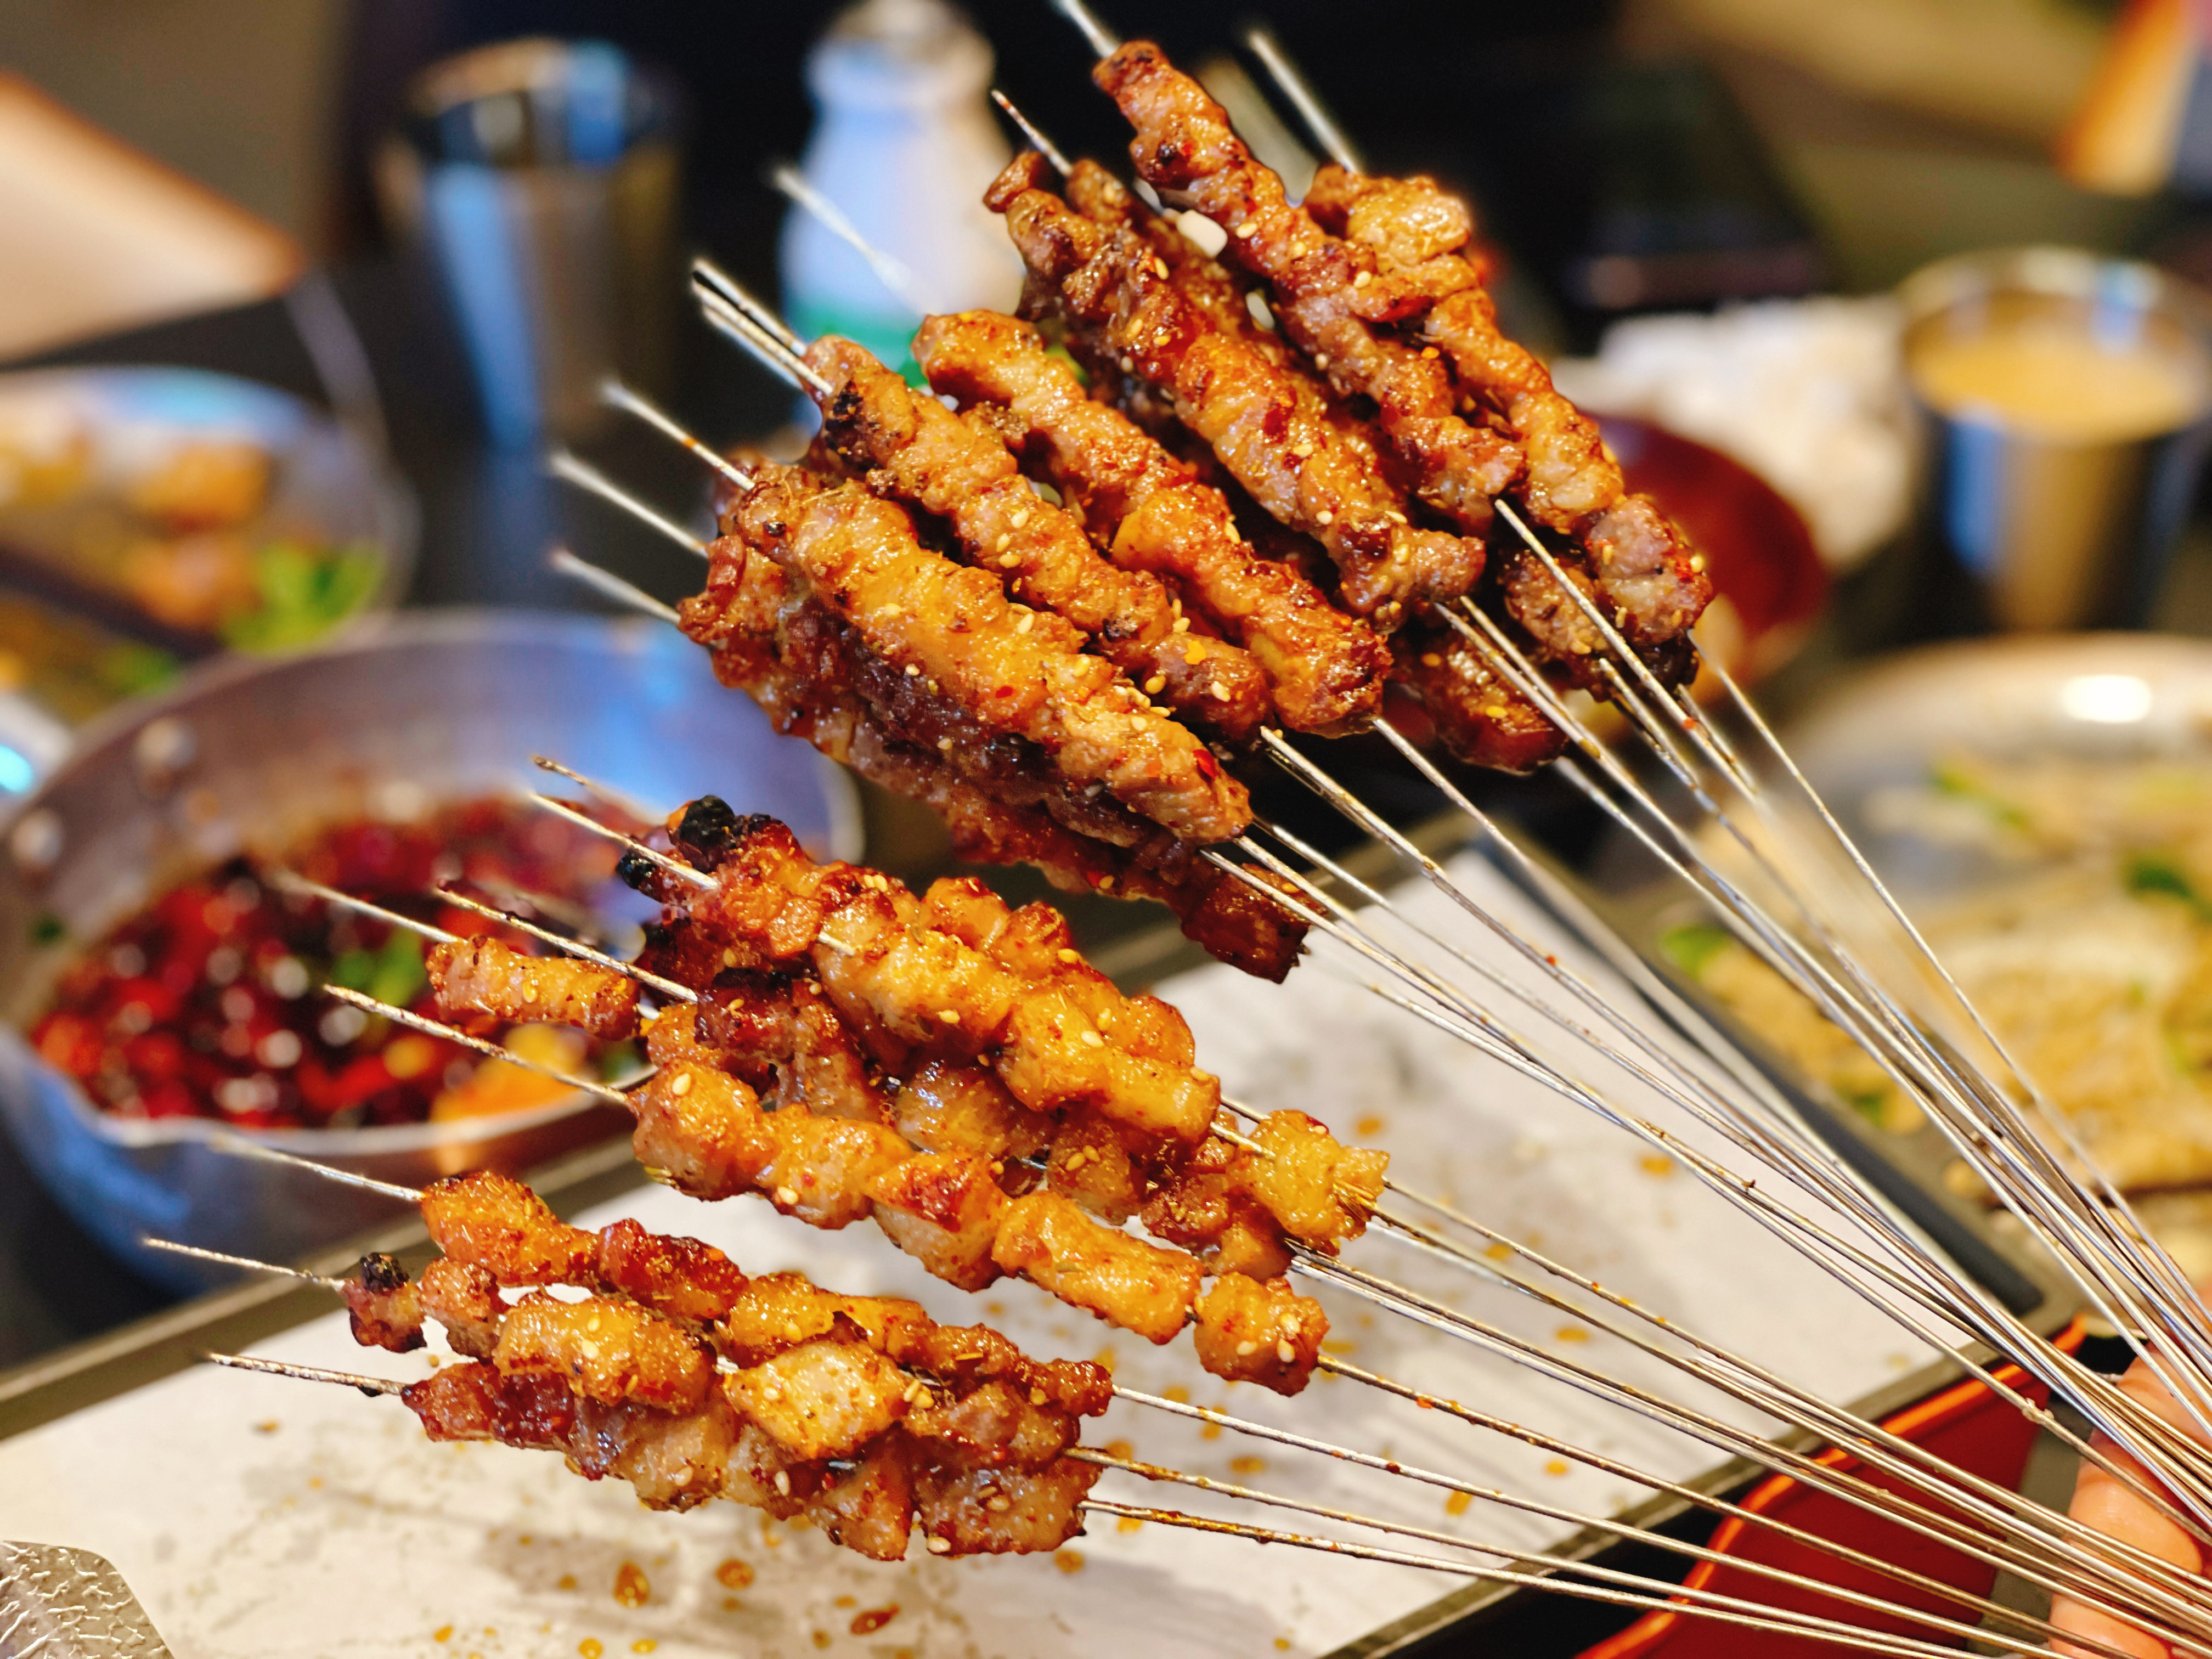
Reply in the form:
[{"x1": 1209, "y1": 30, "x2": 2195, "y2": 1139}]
[
  {"x1": 221, "y1": 540, "x2": 381, "y2": 653},
  {"x1": 2124, "y1": 851, "x2": 2212, "y2": 918},
  {"x1": 330, "y1": 930, "x2": 426, "y2": 1008},
  {"x1": 597, "y1": 1039, "x2": 643, "y2": 1082},
  {"x1": 1661, "y1": 922, "x2": 1733, "y2": 977},
  {"x1": 1928, "y1": 761, "x2": 2028, "y2": 830},
  {"x1": 97, "y1": 644, "x2": 179, "y2": 698}
]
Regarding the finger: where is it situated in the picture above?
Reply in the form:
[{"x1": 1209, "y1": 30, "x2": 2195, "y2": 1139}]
[
  {"x1": 2053, "y1": 1354, "x2": 2211, "y2": 1658},
  {"x1": 2051, "y1": 1593, "x2": 2178, "y2": 1659}
]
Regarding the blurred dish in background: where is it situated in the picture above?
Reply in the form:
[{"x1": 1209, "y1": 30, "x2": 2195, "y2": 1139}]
[
  {"x1": 0, "y1": 594, "x2": 176, "y2": 725},
  {"x1": 0, "y1": 365, "x2": 410, "y2": 665},
  {"x1": 1666, "y1": 636, "x2": 2212, "y2": 1273},
  {"x1": 1555, "y1": 297, "x2": 1913, "y2": 573}
]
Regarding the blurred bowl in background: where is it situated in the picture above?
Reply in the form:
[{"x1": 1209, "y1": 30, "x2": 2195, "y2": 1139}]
[
  {"x1": 1599, "y1": 413, "x2": 1830, "y2": 686},
  {"x1": 0, "y1": 365, "x2": 416, "y2": 702},
  {"x1": 1899, "y1": 247, "x2": 2212, "y2": 630},
  {"x1": 0, "y1": 611, "x2": 857, "y2": 1288}
]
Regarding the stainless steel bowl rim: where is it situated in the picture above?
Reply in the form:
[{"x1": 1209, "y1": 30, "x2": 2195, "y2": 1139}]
[{"x1": 1897, "y1": 244, "x2": 2212, "y2": 337}]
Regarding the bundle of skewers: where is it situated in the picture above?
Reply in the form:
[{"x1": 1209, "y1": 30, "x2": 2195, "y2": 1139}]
[{"x1": 164, "y1": 8, "x2": 2212, "y2": 1655}]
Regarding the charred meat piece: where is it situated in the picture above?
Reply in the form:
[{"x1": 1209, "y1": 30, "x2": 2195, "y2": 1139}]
[
  {"x1": 914, "y1": 308, "x2": 1389, "y2": 737},
  {"x1": 989, "y1": 153, "x2": 1482, "y2": 623},
  {"x1": 807, "y1": 336, "x2": 1269, "y2": 742},
  {"x1": 722, "y1": 461, "x2": 1250, "y2": 843}
]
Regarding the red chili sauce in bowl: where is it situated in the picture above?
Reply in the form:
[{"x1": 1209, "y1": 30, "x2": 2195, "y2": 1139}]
[{"x1": 30, "y1": 797, "x2": 637, "y2": 1131}]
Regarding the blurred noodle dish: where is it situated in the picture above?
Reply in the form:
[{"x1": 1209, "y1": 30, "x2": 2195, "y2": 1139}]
[
  {"x1": 30, "y1": 797, "x2": 644, "y2": 1132},
  {"x1": 1666, "y1": 753, "x2": 2212, "y2": 1197},
  {"x1": 0, "y1": 409, "x2": 380, "y2": 652}
]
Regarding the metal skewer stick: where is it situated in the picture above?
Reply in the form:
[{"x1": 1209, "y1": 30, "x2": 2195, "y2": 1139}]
[
  {"x1": 203, "y1": 1133, "x2": 421, "y2": 1202},
  {"x1": 521, "y1": 753, "x2": 664, "y2": 830},
  {"x1": 295, "y1": 857, "x2": 681, "y2": 1010},
  {"x1": 1240, "y1": 25, "x2": 1364, "y2": 177},
  {"x1": 990, "y1": 89, "x2": 1073, "y2": 175},
  {"x1": 1048, "y1": 0, "x2": 1120, "y2": 58},
  {"x1": 204, "y1": 1352, "x2": 406, "y2": 1395},
  {"x1": 1073, "y1": 1500, "x2": 2064, "y2": 1659},
  {"x1": 1201, "y1": 850, "x2": 1992, "y2": 1333},
  {"x1": 1234, "y1": 1040, "x2": 2174, "y2": 1554},
  {"x1": 1341, "y1": 944, "x2": 2212, "y2": 1573},
  {"x1": 690, "y1": 257, "x2": 807, "y2": 357},
  {"x1": 695, "y1": 290, "x2": 831, "y2": 397},
  {"x1": 472, "y1": 874, "x2": 629, "y2": 950},
  {"x1": 546, "y1": 449, "x2": 710, "y2": 556},
  {"x1": 141, "y1": 1237, "x2": 346, "y2": 1290},
  {"x1": 1305, "y1": 1358, "x2": 2147, "y2": 1656},
  {"x1": 1230, "y1": 808, "x2": 1852, "y2": 1192},
  {"x1": 1091, "y1": 1409, "x2": 2152, "y2": 1658},
  {"x1": 1074, "y1": 1456, "x2": 2088, "y2": 1659},
  {"x1": 548, "y1": 547, "x2": 682, "y2": 623},
  {"x1": 1290, "y1": 736, "x2": 2044, "y2": 1294},
  {"x1": 1286, "y1": 1249, "x2": 2212, "y2": 1637},
  {"x1": 689, "y1": 268, "x2": 828, "y2": 386},
  {"x1": 264, "y1": 871, "x2": 458, "y2": 946},
  {"x1": 320, "y1": 985, "x2": 644, "y2": 1109},
  {"x1": 597, "y1": 380, "x2": 751, "y2": 490},
  {"x1": 769, "y1": 164, "x2": 931, "y2": 315},
  {"x1": 1244, "y1": 744, "x2": 1960, "y2": 1232},
  {"x1": 524, "y1": 791, "x2": 712, "y2": 891}
]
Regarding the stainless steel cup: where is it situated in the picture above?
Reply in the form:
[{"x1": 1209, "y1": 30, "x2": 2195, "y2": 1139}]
[
  {"x1": 1899, "y1": 247, "x2": 2212, "y2": 631},
  {"x1": 376, "y1": 39, "x2": 681, "y2": 447}
]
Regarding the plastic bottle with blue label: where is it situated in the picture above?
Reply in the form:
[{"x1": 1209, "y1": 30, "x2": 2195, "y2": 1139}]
[{"x1": 781, "y1": 0, "x2": 1020, "y2": 387}]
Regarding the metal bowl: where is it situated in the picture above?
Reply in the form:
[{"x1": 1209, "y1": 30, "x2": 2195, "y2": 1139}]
[{"x1": 0, "y1": 611, "x2": 858, "y2": 1288}]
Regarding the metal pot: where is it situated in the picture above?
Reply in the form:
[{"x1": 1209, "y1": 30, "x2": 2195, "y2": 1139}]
[{"x1": 0, "y1": 610, "x2": 857, "y2": 1288}]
